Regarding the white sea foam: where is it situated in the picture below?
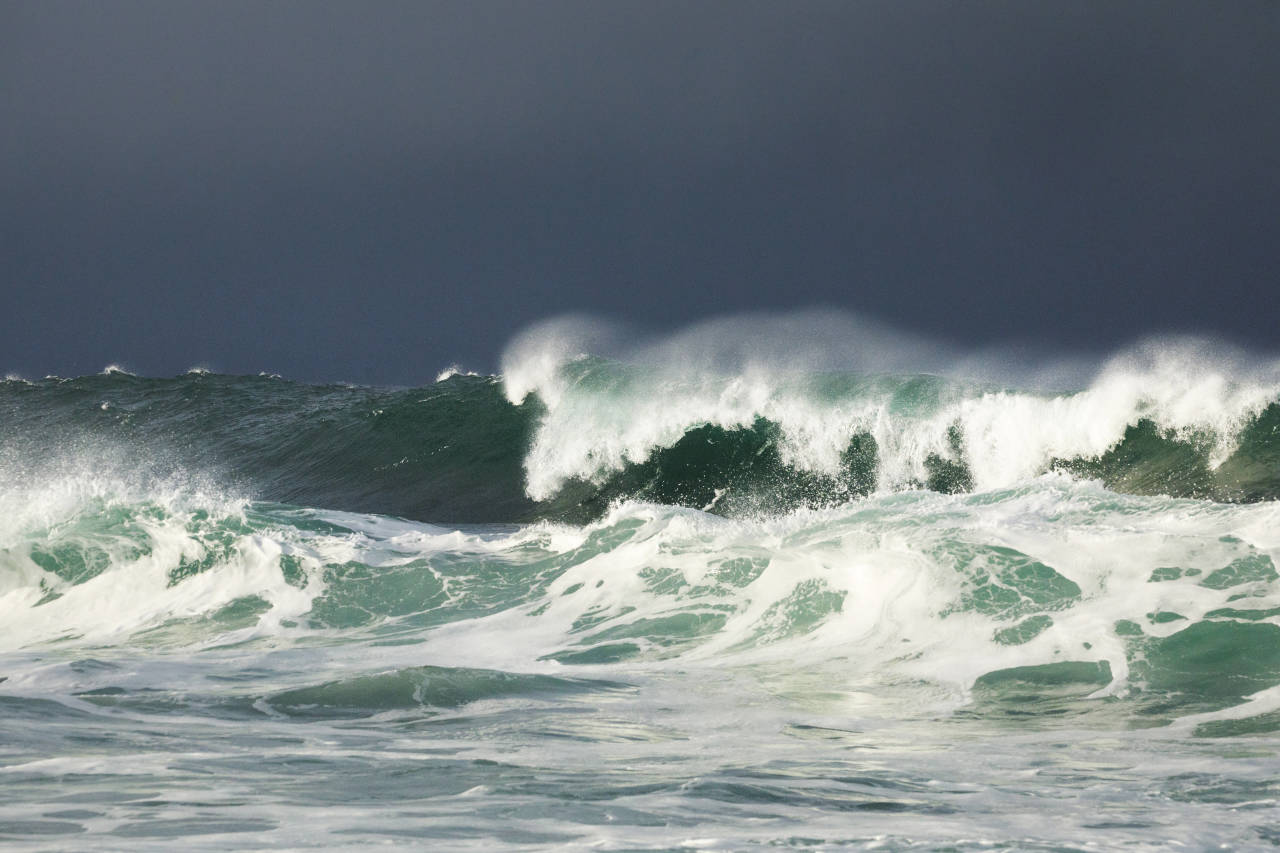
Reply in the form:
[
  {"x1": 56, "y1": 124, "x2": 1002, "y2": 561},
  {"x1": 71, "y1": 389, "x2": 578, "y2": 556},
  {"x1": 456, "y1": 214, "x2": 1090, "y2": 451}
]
[
  {"x1": 501, "y1": 313, "x2": 1280, "y2": 500},
  {"x1": 435, "y1": 364, "x2": 481, "y2": 382},
  {"x1": 0, "y1": 460, "x2": 288, "y2": 646},
  {"x1": 1, "y1": 468, "x2": 1277, "y2": 732},
  {"x1": 327, "y1": 481, "x2": 1280, "y2": 708}
]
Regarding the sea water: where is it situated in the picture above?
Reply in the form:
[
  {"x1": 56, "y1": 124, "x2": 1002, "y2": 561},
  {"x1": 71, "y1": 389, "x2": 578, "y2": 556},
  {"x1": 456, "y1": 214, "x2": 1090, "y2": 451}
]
[{"x1": 2, "y1": 325, "x2": 1279, "y2": 850}]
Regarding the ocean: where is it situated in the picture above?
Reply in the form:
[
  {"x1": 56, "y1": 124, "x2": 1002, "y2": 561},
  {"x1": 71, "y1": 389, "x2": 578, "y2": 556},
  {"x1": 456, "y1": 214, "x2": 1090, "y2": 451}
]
[{"x1": 3, "y1": 331, "x2": 1280, "y2": 850}]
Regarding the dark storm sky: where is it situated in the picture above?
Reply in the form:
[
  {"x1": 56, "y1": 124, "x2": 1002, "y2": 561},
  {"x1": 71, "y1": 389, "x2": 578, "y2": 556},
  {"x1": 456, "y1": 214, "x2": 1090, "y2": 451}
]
[{"x1": 3, "y1": 1, "x2": 1278, "y2": 384}]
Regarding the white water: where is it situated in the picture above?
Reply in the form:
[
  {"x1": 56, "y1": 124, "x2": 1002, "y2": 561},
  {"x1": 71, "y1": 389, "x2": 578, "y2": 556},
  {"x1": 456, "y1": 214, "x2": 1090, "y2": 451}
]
[
  {"x1": 4, "y1": 467, "x2": 1280, "y2": 715},
  {"x1": 502, "y1": 314, "x2": 1280, "y2": 500}
]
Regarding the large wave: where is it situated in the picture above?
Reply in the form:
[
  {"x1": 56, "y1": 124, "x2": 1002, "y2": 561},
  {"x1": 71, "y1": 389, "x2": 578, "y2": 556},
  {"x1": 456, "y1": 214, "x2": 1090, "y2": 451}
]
[{"x1": 4, "y1": 319, "x2": 1280, "y2": 525}]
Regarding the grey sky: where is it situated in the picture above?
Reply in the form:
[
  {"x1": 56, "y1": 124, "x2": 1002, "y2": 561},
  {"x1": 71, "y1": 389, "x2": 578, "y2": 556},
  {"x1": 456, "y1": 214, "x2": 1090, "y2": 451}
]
[{"x1": 3, "y1": 1, "x2": 1278, "y2": 384}]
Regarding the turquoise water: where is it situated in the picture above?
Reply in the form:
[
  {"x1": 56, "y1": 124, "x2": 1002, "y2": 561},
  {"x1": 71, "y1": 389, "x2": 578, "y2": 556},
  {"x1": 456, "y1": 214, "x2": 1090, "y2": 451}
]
[{"x1": 2, "y1": 345, "x2": 1280, "y2": 849}]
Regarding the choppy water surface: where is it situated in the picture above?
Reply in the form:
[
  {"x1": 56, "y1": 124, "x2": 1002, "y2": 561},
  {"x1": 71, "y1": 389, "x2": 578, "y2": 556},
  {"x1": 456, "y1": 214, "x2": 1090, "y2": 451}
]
[{"x1": 3, "y1": 341, "x2": 1280, "y2": 849}]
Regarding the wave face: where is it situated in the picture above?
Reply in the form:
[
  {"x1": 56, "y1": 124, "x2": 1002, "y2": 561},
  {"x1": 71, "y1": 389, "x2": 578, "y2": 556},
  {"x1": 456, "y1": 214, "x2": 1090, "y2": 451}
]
[
  {"x1": 0, "y1": 370, "x2": 539, "y2": 522},
  {"x1": 3, "y1": 335, "x2": 1280, "y2": 849}
]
